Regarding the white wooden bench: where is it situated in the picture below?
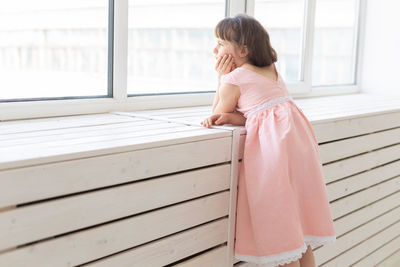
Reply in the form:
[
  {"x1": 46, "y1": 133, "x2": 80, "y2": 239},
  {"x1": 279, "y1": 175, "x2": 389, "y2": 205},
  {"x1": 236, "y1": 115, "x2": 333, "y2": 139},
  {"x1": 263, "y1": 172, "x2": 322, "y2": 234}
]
[{"x1": 0, "y1": 92, "x2": 399, "y2": 266}]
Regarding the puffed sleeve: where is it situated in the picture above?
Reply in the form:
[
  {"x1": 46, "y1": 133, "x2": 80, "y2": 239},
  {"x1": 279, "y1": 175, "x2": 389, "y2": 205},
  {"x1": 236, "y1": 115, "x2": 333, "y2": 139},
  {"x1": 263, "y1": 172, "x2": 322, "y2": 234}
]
[{"x1": 220, "y1": 70, "x2": 239, "y2": 86}]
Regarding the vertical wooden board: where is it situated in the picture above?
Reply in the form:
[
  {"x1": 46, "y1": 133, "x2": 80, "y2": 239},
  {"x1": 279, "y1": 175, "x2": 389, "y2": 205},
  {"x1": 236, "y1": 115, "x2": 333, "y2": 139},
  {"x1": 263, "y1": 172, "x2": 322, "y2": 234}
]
[{"x1": 0, "y1": 165, "x2": 231, "y2": 251}]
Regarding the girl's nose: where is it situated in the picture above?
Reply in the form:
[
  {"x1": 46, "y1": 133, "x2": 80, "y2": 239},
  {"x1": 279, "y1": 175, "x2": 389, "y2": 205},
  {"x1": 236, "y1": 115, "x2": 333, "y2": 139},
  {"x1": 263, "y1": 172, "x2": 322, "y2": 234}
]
[{"x1": 213, "y1": 46, "x2": 218, "y2": 55}]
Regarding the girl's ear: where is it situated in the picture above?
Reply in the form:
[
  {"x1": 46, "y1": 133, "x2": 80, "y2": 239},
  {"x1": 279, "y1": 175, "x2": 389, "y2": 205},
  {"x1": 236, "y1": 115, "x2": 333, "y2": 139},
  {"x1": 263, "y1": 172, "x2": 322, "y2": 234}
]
[{"x1": 239, "y1": 45, "x2": 249, "y2": 58}]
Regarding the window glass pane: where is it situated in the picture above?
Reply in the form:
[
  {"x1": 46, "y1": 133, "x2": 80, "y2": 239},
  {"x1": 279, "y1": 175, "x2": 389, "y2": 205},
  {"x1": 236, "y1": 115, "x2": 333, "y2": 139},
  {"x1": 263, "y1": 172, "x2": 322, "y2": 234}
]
[
  {"x1": 0, "y1": 0, "x2": 109, "y2": 100},
  {"x1": 254, "y1": 0, "x2": 305, "y2": 83},
  {"x1": 127, "y1": 0, "x2": 225, "y2": 95},
  {"x1": 312, "y1": 0, "x2": 358, "y2": 86}
]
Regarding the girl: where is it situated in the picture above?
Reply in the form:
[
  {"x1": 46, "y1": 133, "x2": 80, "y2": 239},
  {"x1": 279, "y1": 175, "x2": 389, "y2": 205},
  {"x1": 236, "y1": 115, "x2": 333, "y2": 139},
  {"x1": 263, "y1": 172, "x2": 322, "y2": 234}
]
[{"x1": 201, "y1": 14, "x2": 336, "y2": 267}]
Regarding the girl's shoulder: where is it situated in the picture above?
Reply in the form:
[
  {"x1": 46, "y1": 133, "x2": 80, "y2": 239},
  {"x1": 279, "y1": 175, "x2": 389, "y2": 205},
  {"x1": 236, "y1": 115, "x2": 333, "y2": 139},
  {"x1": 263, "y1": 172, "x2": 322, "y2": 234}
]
[{"x1": 220, "y1": 67, "x2": 248, "y2": 85}]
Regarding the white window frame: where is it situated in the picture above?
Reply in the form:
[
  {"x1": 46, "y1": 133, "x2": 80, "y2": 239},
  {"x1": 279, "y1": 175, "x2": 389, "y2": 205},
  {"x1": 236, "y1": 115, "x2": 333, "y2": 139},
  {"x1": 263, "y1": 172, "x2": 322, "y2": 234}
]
[{"x1": 0, "y1": 0, "x2": 366, "y2": 121}]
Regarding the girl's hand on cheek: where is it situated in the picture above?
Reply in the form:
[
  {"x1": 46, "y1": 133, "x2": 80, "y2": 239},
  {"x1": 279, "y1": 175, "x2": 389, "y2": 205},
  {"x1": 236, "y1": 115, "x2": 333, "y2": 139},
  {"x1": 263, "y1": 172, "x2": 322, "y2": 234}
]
[{"x1": 215, "y1": 54, "x2": 235, "y2": 76}]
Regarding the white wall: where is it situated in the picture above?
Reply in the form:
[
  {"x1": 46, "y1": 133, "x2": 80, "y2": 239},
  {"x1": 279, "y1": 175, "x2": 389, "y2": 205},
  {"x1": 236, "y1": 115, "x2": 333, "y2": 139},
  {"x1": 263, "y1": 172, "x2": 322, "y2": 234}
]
[{"x1": 361, "y1": 0, "x2": 400, "y2": 93}]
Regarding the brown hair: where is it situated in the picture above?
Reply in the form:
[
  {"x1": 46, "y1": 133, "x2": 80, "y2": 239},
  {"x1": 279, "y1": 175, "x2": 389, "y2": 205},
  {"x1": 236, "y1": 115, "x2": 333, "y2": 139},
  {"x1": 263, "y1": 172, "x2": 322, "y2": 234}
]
[{"x1": 214, "y1": 14, "x2": 277, "y2": 67}]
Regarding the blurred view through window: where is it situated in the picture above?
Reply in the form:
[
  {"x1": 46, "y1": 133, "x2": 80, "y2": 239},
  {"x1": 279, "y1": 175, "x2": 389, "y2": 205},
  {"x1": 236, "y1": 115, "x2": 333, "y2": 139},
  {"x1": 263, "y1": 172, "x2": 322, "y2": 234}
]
[{"x1": 0, "y1": 0, "x2": 109, "y2": 100}]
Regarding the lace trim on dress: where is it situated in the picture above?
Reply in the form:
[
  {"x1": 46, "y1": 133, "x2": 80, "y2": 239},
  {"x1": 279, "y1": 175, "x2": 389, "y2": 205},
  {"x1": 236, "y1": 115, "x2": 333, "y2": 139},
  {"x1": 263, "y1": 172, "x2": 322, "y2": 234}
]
[{"x1": 235, "y1": 235, "x2": 336, "y2": 267}]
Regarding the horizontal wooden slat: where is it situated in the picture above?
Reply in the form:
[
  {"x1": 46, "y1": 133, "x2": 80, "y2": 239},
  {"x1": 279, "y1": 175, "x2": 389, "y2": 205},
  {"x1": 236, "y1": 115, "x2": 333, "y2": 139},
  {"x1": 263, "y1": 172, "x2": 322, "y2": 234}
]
[
  {"x1": 327, "y1": 160, "x2": 400, "y2": 202},
  {"x1": 0, "y1": 129, "x2": 231, "y2": 170},
  {"x1": 376, "y1": 247, "x2": 400, "y2": 267},
  {"x1": 323, "y1": 219, "x2": 400, "y2": 267},
  {"x1": 323, "y1": 144, "x2": 400, "y2": 184},
  {"x1": 316, "y1": 200, "x2": 400, "y2": 264},
  {"x1": 0, "y1": 114, "x2": 137, "y2": 134},
  {"x1": 0, "y1": 120, "x2": 175, "y2": 146},
  {"x1": 0, "y1": 192, "x2": 229, "y2": 267},
  {"x1": 0, "y1": 164, "x2": 231, "y2": 251},
  {"x1": 173, "y1": 245, "x2": 228, "y2": 267},
  {"x1": 319, "y1": 127, "x2": 400, "y2": 164},
  {"x1": 86, "y1": 218, "x2": 229, "y2": 267},
  {"x1": 330, "y1": 175, "x2": 400, "y2": 220},
  {"x1": 312, "y1": 111, "x2": 400, "y2": 143},
  {"x1": 0, "y1": 138, "x2": 232, "y2": 208}
]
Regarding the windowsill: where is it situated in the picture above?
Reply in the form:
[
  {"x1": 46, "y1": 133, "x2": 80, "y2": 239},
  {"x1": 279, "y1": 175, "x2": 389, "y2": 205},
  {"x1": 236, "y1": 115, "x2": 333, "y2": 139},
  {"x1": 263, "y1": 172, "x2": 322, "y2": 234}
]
[{"x1": 1, "y1": 91, "x2": 400, "y2": 170}]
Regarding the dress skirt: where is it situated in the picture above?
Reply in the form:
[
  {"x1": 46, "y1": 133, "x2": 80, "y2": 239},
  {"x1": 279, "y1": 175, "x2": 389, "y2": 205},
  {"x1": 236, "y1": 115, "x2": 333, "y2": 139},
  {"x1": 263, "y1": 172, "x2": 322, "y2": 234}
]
[{"x1": 234, "y1": 96, "x2": 336, "y2": 267}]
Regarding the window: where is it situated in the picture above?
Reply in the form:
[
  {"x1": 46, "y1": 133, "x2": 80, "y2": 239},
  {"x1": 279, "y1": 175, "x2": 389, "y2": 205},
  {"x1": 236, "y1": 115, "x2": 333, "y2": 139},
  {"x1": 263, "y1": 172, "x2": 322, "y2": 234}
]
[
  {"x1": 254, "y1": 0, "x2": 306, "y2": 83},
  {"x1": 254, "y1": 0, "x2": 362, "y2": 89},
  {"x1": 126, "y1": 0, "x2": 225, "y2": 95},
  {"x1": 0, "y1": 0, "x2": 111, "y2": 101},
  {"x1": 0, "y1": 0, "x2": 365, "y2": 121},
  {"x1": 312, "y1": 0, "x2": 359, "y2": 86}
]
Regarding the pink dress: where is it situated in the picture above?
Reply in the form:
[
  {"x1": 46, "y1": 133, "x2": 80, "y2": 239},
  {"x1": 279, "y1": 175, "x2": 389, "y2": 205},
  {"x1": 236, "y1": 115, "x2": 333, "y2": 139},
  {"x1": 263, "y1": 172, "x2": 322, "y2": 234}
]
[{"x1": 221, "y1": 64, "x2": 336, "y2": 266}]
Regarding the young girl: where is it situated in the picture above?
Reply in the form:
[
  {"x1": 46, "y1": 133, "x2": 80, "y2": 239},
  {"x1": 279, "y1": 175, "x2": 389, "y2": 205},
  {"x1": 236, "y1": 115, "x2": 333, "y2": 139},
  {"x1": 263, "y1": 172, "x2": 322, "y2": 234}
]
[{"x1": 201, "y1": 14, "x2": 336, "y2": 267}]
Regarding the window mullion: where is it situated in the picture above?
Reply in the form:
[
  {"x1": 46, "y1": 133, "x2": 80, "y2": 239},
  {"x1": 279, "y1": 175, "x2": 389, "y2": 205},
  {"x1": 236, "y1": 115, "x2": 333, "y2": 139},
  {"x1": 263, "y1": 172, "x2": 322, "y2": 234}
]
[
  {"x1": 228, "y1": 0, "x2": 247, "y2": 16},
  {"x1": 301, "y1": 0, "x2": 316, "y2": 91},
  {"x1": 113, "y1": 0, "x2": 128, "y2": 101}
]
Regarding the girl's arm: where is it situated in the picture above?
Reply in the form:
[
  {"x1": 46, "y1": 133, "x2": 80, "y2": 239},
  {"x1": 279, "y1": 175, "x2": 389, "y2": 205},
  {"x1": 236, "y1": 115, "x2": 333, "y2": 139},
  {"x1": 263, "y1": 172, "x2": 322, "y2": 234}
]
[{"x1": 212, "y1": 75, "x2": 222, "y2": 113}]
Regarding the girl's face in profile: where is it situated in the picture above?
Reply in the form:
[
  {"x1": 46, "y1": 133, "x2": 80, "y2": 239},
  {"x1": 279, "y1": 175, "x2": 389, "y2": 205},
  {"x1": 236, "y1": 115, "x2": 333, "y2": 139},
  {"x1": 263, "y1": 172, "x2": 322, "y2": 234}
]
[{"x1": 213, "y1": 38, "x2": 238, "y2": 63}]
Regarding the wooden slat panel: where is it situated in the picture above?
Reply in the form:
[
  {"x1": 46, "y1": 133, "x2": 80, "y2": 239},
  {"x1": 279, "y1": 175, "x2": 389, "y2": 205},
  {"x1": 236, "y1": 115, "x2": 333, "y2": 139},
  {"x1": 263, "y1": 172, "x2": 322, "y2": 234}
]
[
  {"x1": 173, "y1": 245, "x2": 227, "y2": 267},
  {"x1": 323, "y1": 144, "x2": 400, "y2": 184},
  {"x1": 5, "y1": 125, "x2": 201, "y2": 151},
  {"x1": 334, "y1": 222, "x2": 400, "y2": 267},
  {"x1": 0, "y1": 119, "x2": 157, "y2": 142},
  {"x1": 312, "y1": 111, "x2": 400, "y2": 143},
  {"x1": 327, "y1": 160, "x2": 400, "y2": 201},
  {"x1": 353, "y1": 234, "x2": 400, "y2": 266},
  {"x1": 0, "y1": 138, "x2": 232, "y2": 208},
  {"x1": 0, "y1": 129, "x2": 231, "y2": 170},
  {"x1": 376, "y1": 248, "x2": 400, "y2": 267},
  {"x1": 332, "y1": 191, "x2": 400, "y2": 239},
  {"x1": 330, "y1": 175, "x2": 400, "y2": 220},
  {"x1": 0, "y1": 165, "x2": 231, "y2": 251},
  {"x1": 319, "y1": 127, "x2": 400, "y2": 164},
  {"x1": 315, "y1": 201, "x2": 400, "y2": 264},
  {"x1": 320, "y1": 219, "x2": 400, "y2": 266},
  {"x1": 0, "y1": 121, "x2": 175, "y2": 146},
  {"x1": 0, "y1": 193, "x2": 229, "y2": 267},
  {"x1": 86, "y1": 218, "x2": 228, "y2": 267},
  {"x1": 0, "y1": 114, "x2": 137, "y2": 134}
]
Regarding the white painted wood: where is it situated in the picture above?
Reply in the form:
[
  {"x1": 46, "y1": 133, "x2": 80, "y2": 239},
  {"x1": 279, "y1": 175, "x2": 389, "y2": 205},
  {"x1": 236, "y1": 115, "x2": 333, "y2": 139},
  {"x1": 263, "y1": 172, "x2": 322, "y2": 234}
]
[
  {"x1": 312, "y1": 111, "x2": 400, "y2": 143},
  {"x1": 331, "y1": 191, "x2": 400, "y2": 244},
  {"x1": 330, "y1": 175, "x2": 400, "y2": 220},
  {"x1": 315, "y1": 206, "x2": 400, "y2": 265},
  {"x1": 85, "y1": 219, "x2": 228, "y2": 267},
  {"x1": 322, "y1": 144, "x2": 400, "y2": 184},
  {"x1": 173, "y1": 245, "x2": 228, "y2": 267},
  {"x1": 0, "y1": 113, "x2": 136, "y2": 134},
  {"x1": 326, "y1": 160, "x2": 400, "y2": 202},
  {"x1": 319, "y1": 127, "x2": 400, "y2": 164},
  {"x1": 0, "y1": 141, "x2": 231, "y2": 208},
  {"x1": 0, "y1": 194, "x2": 229, "y2": 267},
  {"x1": 113, "y1": 0, "x2": 128, "y2": 101},
  {"x1": 0, "y1": 129, "x2": 231, "y2": 170},
  {"x1": 226, "y1": 128, "x2": 241, "y2": 266},
  {"x1": 376, "y1": 248, "x2": 400, "y2": 267},
  {"x1": 1, "y1": 122, "x2": 183, "y2": 147},
  {"x1": 322, "y1": 217, "x2": 400, "y2": 266},
  {"x1": 0, "y1": 165, "x2": 230, "y2": 251},
  {"x1": 353, "y1": 233, "x2": 400, "y2": 266}
]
